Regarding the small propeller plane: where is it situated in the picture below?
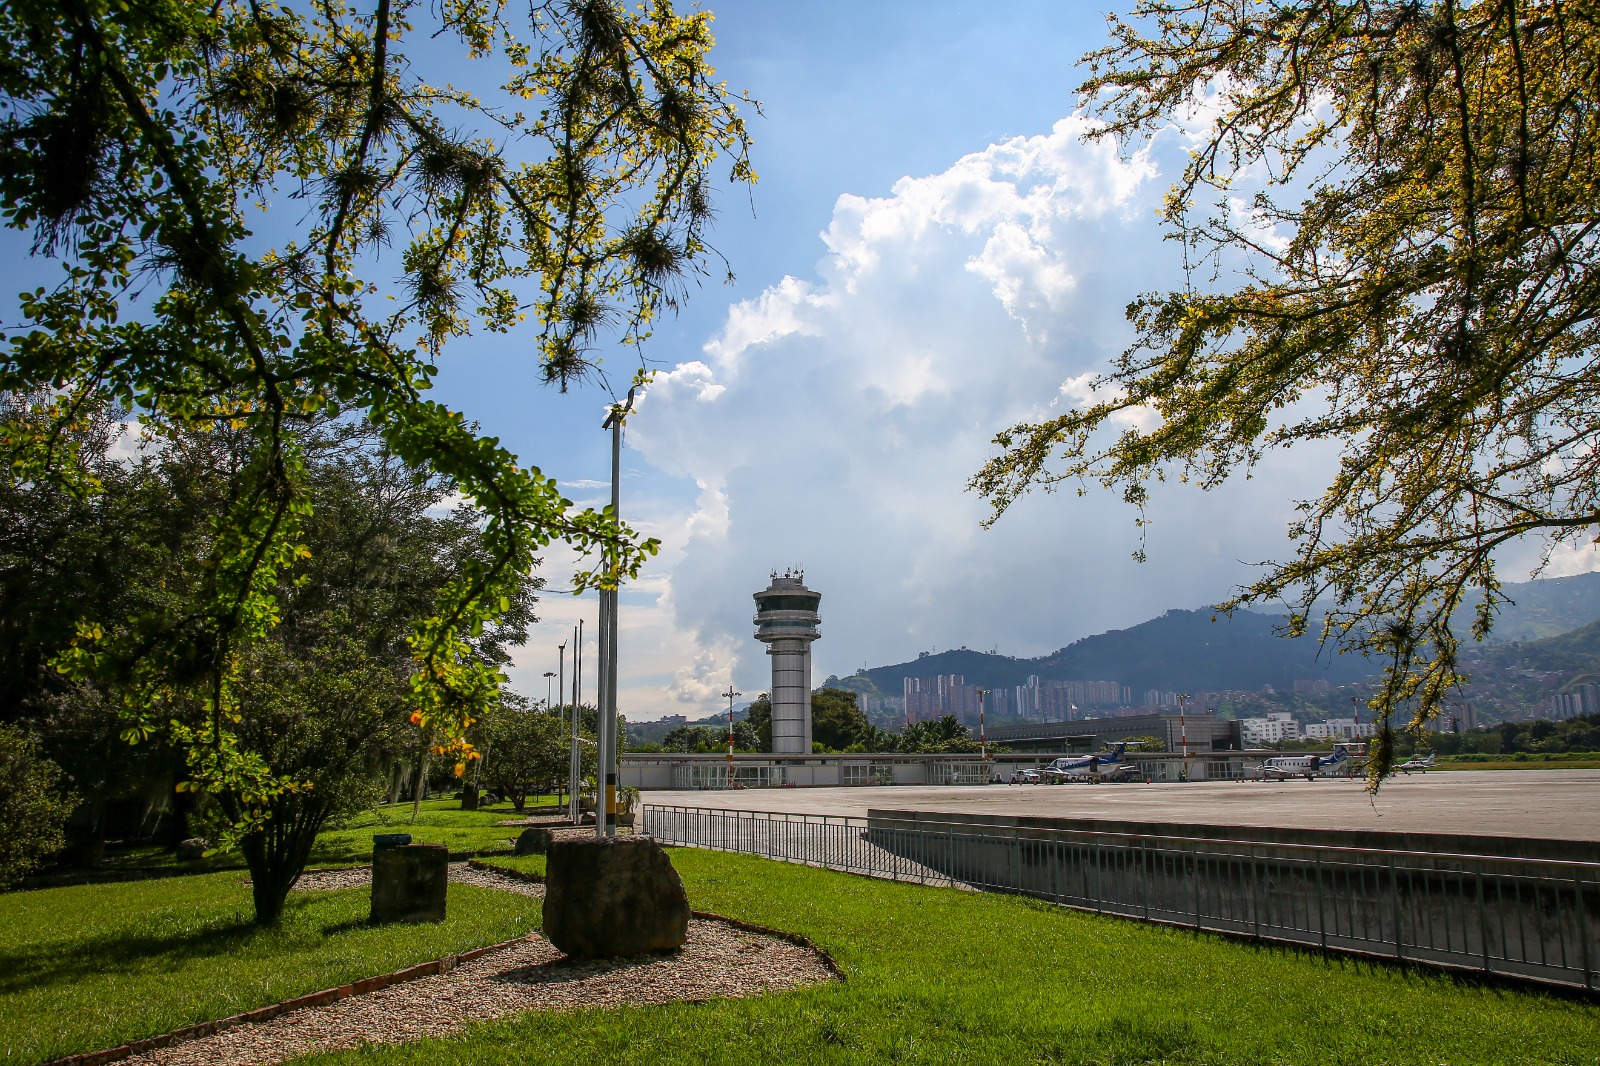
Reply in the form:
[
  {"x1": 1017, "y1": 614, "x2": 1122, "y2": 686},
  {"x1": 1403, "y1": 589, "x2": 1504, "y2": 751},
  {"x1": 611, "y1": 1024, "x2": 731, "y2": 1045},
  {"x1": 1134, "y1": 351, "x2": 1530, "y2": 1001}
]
[
  {"x1": 1395, "y1": 752, "x2": 1436, "y2": 774},
  {"x1": 1250, "y1": 745, "x2": 1348, "y2": 782},
  {"x1": 1042, "y1": 743, "x2": 1129, "y2": 782}
]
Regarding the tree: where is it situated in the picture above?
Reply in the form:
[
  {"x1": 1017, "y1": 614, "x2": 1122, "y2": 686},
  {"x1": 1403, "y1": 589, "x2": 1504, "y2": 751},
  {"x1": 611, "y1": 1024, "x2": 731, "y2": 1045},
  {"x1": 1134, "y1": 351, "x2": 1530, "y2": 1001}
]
[
  {"x1": 0, "y1": 723, "x2": 75, "y2": 888},
  {"x1": 811, "y1": 688, "x2": 869, "y2": 751},
  {"x1": 1, "y1": 0, "x2": 752, "y2": 821},
  {"x1": 972, "y1": 0, "x2": 1600, "y2": 782},
  {"x1": 204, "y1": 423, "x2": 542, "y2": 922},
  {"x1": 478, "y1": 695, "x2": 566, "y2": 812}
]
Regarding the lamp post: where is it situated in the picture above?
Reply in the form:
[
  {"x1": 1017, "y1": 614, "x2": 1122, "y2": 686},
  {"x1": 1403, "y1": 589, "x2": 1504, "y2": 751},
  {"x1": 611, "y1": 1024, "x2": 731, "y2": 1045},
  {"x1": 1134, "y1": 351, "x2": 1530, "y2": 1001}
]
[
  {"x1": 544, "y1": 670, "x2": 555, "y2": 711},
  {"x1": 976, "y1": 688, "x2": 990, "y2": 767},
  {"x1": 570, "y1": 621, "x2": 583, "y2": 825},
  {"x1": 595, "y1": 382, "x2": 643, "y2": 838},
  {"x1": 556, "y1": 642, "x2": 566, "y2": 810},
  {"x1": 1178, "y1": 693, "x2": 1191, "y2": 781},
  {"x1": 723, "y1": 685, "x2": 741, "y2": 788}
]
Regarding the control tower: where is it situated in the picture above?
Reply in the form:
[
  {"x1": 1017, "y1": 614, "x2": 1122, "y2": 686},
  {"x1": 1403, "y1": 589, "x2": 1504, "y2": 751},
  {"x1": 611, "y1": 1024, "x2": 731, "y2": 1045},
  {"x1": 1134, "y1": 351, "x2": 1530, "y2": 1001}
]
[{"x1": 753, "y1": 569, "x2": 821, "y2": 754}]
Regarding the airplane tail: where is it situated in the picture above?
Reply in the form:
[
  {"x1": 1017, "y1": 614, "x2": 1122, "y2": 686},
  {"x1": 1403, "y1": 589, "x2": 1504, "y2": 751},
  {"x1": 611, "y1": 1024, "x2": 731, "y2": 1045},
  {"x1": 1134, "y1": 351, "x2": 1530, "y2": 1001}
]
[
  {"x1": 1110, "y1": 743, "x2": 1127, "y2": 759},
  {"x1": 1327, "y1": 746, "x2": 1348, "y2": 764}
]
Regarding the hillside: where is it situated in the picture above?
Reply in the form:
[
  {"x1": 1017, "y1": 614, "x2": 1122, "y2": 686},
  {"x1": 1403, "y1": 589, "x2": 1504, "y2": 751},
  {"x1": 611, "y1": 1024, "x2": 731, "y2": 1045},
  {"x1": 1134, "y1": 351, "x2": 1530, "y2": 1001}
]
[
  {"x1": 1449, "y1": 571, "x2": 1600, "y2": 642},
  {"x1": 842, "y1": 571, "x2": 1600, "y2": 699},
  {"x1": 1486, "y1": 617, "x2": 1600, "y2": 683},
  {"x1": 853, "y1": 609, "x2": 1369, "y2": 697}
]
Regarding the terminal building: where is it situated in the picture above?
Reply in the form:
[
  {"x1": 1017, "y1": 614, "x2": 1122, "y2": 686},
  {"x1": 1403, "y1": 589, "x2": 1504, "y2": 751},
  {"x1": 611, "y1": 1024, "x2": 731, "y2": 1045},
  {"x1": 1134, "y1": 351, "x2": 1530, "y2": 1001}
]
[{"x1": 621, "y1": 709, "x2": 1272, "y2": 789}]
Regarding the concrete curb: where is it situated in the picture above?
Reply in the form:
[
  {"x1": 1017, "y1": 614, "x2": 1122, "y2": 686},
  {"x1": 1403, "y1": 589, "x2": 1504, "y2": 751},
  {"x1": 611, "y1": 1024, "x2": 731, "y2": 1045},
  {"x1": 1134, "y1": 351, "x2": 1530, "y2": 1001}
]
[{"x1": 36, "y1": 934, "x2": 532, "y2": 1066}]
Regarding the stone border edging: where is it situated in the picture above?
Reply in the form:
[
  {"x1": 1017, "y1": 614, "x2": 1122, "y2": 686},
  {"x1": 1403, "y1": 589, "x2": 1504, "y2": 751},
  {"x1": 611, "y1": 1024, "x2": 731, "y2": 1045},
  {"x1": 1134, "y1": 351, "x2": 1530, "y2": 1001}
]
[
  {"x1": 41, "y1": 863, "x2": 840, "y2": 1066},
  {"x1": 688, "y1": 909, "x2": 847, "y2": 982},
  {"x1": 35, "y1": 934, "x2": 532, "y2": 1066},
  {"x1": 465, "y1": 858, "x2": 842, "y2": 980}
]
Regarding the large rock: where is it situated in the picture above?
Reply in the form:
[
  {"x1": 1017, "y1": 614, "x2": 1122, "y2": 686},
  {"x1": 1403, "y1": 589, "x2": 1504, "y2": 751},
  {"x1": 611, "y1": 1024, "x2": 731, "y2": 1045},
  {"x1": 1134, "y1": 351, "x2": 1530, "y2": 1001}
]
[
  {"x1": 515, "y1": 826, "x2": 554, "y2": 855},
  {"x1": 544, "y1": 836, "x2": 689, "y2": 958},
  {"x1": 370, "y1": 843, "x2": 448, "y2": 923}
]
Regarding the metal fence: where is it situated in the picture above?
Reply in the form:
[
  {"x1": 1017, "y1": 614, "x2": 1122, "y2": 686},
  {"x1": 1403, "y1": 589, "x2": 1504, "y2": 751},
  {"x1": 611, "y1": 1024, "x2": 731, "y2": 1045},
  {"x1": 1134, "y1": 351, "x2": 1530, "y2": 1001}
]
[{"x1": 641, "y1": 804, "x2": 1600, "y2": 992}]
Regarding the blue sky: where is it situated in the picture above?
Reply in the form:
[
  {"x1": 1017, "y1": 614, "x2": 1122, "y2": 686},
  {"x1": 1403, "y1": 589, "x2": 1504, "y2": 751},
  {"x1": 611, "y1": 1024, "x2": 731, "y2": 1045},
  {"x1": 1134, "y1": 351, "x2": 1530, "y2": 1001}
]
[
  {"x1": 7, "y1": 3, "x2": 1595, "y2": 721},
  {"x1": 422, "y1": 1, "x2": 1600, "y2": 720}
]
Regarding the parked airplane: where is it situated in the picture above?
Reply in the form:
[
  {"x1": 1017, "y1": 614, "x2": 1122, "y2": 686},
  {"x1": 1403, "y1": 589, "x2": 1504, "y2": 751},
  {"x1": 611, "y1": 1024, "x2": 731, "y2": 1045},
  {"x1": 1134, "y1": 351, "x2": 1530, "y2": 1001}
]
[
  {"x1": 1395, "y1": 752, "x2": 1436, "y2": 774},
  {"x1": 1042, "y1": 744, "x2": 1129, "y2": 782},
  {"x1": 1250, "y1": 746, "x2": 1348, "y2": 781}
]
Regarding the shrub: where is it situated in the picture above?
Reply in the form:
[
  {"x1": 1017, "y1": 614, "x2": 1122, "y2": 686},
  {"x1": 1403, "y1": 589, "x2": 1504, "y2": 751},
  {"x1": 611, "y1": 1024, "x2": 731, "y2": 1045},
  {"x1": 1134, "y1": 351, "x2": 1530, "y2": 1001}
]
[{"x1": 0, "y1": 723, "x2": 75, "y2": 888}]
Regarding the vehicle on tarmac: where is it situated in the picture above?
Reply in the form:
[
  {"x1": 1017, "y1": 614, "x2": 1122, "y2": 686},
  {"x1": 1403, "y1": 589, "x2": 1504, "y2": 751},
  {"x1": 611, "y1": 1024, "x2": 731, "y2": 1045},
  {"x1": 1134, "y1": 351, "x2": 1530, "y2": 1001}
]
[
  {"x1": 1250, "y1": 745, "x2": 1348, "y2": 781},
  {"x1": 1010, "y1": 769, "x2": 1042, "y2": 784},
  {"x1": 1042, "y1": 743, "x2": 1129, "y2": 782},
  {"x1": 1396, "y1": 752, "x2": 1437, "y2": 774}
]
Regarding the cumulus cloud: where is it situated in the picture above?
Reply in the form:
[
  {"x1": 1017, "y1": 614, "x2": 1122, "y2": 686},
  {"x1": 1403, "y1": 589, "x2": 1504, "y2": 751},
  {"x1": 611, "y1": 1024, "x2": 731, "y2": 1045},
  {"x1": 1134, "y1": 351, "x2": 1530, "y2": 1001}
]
[
  {"x1": 518, "y1": 110, "x2": 1588, "y2": 723},
  {"x1": 598, "y1": 114, "x2": 1347, "y2": 718}
]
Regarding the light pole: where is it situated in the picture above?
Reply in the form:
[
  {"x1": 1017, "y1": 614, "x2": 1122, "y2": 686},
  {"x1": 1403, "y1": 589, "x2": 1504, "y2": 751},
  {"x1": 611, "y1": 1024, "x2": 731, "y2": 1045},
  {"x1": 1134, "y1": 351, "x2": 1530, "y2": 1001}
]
[
  {"x1": 723, "y1": 685, "x2": 741, "y2": 788},
  {"x1": 544, "y1": 670, "x2": 555, "y2": 711},
  {"x1": 976, "y1": 688, "x2": 990, "y2": 767},
  {"x1": 556, "y1": 642, "x2": 566, "y2": 810},
  {"x1": 595, "y1": 381, "x2": 643, "y2": 838},
  {"x1": 570, "y1": 621, "x2": 583, "y2": 825},
  {"x1": 1178, "y1": 693, "x2": 1191, "y2": 780}
]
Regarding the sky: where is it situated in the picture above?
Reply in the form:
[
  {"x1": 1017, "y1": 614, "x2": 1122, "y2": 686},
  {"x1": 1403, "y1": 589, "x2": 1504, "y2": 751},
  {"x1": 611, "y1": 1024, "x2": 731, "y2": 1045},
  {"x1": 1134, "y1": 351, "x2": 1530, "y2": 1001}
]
[
  {"x1": 425, "y1": 0, "x2": 1600, "y2": 721},
  {"x1": 7, "y1": 3, "x2": 1596, "y2": 721}
]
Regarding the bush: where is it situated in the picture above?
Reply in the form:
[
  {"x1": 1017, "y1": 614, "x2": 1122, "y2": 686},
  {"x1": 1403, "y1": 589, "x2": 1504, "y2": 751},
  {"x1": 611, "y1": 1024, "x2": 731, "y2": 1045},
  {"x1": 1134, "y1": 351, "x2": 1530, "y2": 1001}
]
[{"x1": 0, "y1": 723, "x2": 76, "y2": 888}]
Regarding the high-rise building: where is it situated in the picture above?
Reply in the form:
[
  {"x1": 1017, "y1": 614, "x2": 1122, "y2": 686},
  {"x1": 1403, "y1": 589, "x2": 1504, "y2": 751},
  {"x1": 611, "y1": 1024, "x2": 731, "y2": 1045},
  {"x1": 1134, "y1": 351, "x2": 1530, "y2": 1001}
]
[{"x1": 753, "y1": 570, "x2": 821, "y2": 754}]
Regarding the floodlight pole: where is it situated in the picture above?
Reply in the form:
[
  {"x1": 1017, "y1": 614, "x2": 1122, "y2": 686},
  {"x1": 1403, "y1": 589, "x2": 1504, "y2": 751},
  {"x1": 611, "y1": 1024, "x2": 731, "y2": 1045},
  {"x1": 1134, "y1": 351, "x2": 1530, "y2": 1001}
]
[
  {"x1": 596, "y1": 384, "x2": 642, "y2": 838},
  {"x1": 977, "y1": 688, "x2": 990, "y2": 765},
  {"x1": 569, "y1": 621, "x2": 582, "y2": 824},
  {"x1": 1179, "y1": 693, "x2": 1191, "y2": 780},
  {"x1": 556, "y1": 642, "x2": 566, "y2": 809},
  {"x1": 544, "y1": 670, "x2": 555, "y2": 710},
  {"x1": 723, "y1": 685, "x2": 741, "y2": 788}
]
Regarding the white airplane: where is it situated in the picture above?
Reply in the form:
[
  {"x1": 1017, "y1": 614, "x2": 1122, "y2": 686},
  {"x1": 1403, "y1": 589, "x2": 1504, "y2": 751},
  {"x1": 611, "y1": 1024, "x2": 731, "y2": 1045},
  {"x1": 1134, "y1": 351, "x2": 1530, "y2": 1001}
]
[
  {"x1": 1042, "y1": 744, "x2": 1129, "y2": 782},
  {"x1": 1250, "y1": 746, "x2": 1348, "y2": 781},
  {"x1": 1395, "y1": 752, "x2": 1436, "y2": 774}
]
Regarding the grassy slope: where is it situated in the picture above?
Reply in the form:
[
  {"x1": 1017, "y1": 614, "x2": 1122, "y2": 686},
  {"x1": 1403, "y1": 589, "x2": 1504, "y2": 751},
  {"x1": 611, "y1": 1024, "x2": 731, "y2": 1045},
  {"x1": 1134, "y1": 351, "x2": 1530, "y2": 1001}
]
[
  {"x1": 0, "y1": 873, "x2": 538, "y2": 1065},
  {"x1": 293, "y1": 849, "x2": 1600, "y2": 1066}
]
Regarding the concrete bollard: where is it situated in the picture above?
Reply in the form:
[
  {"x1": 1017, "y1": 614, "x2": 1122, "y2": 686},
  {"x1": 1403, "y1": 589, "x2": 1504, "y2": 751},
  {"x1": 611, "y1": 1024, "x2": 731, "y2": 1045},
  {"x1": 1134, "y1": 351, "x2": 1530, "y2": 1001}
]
[{"x1": 370, "y1": 843, "x2": 448, "y2": 923}]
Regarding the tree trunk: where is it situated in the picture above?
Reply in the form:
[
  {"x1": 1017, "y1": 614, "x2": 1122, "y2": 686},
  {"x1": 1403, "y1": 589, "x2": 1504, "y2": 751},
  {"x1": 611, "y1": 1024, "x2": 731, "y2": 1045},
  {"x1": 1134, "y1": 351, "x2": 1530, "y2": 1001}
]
[{"x1": 234, "y1": 795, "x2": 329, "y2": 926}]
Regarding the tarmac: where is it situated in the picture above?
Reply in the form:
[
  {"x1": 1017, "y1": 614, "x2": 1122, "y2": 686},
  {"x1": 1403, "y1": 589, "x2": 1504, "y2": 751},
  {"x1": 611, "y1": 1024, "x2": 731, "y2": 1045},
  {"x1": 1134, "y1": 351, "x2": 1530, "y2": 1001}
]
[{"x1": 642, "y1": 768, "x2": 1600, "y2": 842}]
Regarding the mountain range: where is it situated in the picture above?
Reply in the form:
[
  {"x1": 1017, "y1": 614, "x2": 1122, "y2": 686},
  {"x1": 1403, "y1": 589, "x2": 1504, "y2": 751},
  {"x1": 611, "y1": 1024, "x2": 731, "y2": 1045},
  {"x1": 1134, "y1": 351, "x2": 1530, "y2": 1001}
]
[{"x1": 826, "y1": 571, "x2": 1600, "y2": 700}]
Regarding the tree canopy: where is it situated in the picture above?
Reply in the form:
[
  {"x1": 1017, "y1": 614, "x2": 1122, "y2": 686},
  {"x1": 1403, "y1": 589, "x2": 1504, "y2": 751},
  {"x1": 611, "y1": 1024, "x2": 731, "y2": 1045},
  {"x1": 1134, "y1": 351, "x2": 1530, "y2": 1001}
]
[
  {"x1": 972, "y1": 0, "x2": 1600, "y2": 781},
  {"x1": 0, "y1": 0, "x2": 752, "y2": 812}
]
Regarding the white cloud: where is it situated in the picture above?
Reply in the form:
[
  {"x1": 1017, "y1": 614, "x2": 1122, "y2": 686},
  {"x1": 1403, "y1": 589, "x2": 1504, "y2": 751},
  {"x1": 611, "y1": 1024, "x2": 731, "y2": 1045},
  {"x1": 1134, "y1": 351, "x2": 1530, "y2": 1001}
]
[{"x1": 590, "y1": 112, "x2": 1348, "y2": 719}]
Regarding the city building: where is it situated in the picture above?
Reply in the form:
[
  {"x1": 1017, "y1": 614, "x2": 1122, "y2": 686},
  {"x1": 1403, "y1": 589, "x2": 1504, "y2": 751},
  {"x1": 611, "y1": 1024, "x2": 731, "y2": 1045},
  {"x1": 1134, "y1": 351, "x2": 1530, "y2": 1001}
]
[
  {"x1": 1239, "y1": 711, "x2": 1301, "y2": 745},
  {"x1": 1552, "y1": 684, "x2": 1600, "y2": 719},
  {"x1": 753, "y1": 570, "x2": 821, "y2": 754},
  {"x1": 1304, "y1": 717, "x2": 1376, "y2": 740}
]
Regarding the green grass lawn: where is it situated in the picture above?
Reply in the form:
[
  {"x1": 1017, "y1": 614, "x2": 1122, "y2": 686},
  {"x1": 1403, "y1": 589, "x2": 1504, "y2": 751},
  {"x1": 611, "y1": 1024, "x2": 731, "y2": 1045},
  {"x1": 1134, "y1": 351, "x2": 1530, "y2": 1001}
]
[
  {"x1": 0, "y1": 872, "x2": 538, "y2": 1065},
  {"x1": 291, "y1": 848, "x2": 1600, "y2": 1066},
  {"x1": 92, "y1": 798, "x2": 562, "y2": 874},
  {"x1": 1436, "y1": 753, "x2": 1600, "y2": 771},
  {"x1": 305, "y1": 798, "x2": 561, "y2": 865}
]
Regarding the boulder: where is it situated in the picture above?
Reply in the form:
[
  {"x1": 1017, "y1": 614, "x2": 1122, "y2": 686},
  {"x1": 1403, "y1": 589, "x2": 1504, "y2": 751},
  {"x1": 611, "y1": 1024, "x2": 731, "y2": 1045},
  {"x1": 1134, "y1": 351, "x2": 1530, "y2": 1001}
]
[
  {"x1": 176, "y1": 837, "x2": 208, "y2": 861},
  {"x1": 515, "y1": 826, "x2": 554, "y2": 855},
  {"x1": 370, "y1": 843, "x2": 449, "y2": 923},
  {"x1": 544, "y1": 836, "x2": 689, "y2": 958}
]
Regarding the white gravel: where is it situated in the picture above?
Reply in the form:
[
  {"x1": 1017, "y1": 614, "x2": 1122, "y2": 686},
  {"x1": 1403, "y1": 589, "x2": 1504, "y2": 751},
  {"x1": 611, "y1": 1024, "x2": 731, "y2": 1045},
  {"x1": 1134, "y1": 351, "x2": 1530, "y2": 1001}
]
[{"x1": 131, "y1": 864, "x2": 833, "y2": 1065}]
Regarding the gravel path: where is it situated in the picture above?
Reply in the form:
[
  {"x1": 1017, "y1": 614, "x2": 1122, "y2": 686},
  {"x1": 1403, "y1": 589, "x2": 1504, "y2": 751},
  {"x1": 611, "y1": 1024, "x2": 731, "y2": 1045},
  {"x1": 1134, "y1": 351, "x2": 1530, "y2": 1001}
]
[{"x1": 130, "y1": 864, "x2": 832, "y2": 1065}]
